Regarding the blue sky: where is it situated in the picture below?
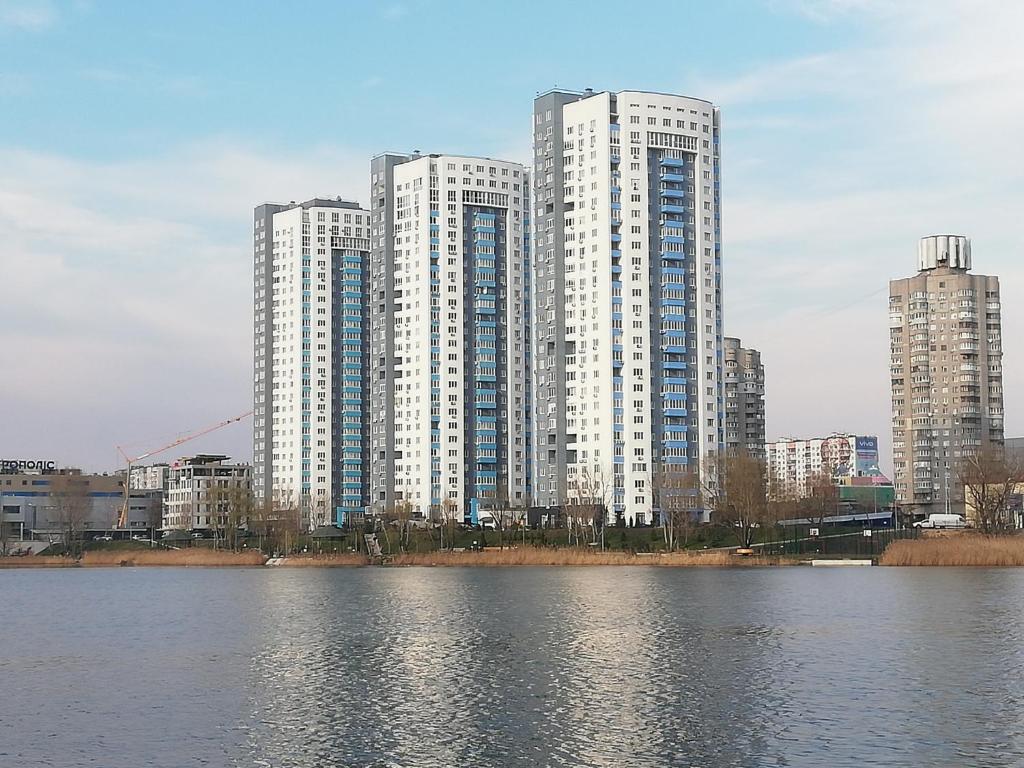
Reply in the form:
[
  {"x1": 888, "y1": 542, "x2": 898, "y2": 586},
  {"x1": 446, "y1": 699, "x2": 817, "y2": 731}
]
[{"x1": 1, "y1": 0, "x2": 1022, "y2": 472}]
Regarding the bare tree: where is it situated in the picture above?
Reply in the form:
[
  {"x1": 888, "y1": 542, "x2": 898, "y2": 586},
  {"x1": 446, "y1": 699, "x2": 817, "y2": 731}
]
[
  {"x1": 220, "y1": 486, "x2": 253, "y2": 551},
  {"x1": 704, "y1": 450, "x2": 773, "y2": 549},
  {"x1": 439, "y1": 497, "x2": 460, "y2": 551},
  {"x1": 381, "y1": 499, "x2": 415, "y2": 553},
  {"x1": 652, "y1": 461, "x2": 700, "y2": 551},
  {"x1": 0, "y1": 502, "x2": 10, "y2": 556},
  {"x1": 49, "y1": 473, "x2": 91, "y2": 557},
  {"x1": 565, "y1": 466, "x2": 608, "y2": 548},
  {"x1": 959, "y1": 444, "x2": 1023, "y2": 533},
  {"x1": 311, "y1": 490, "x2": 330, "y2": 531},
  {"x1": 803, "y1": 469, "x2": 839, "y2": 552},
  {"x1": 511, "y1": 495, "x2": 530, "y2": 548},
  {"x1": 482, "y1": 482, "x2": 513, "y2": 550},
  {"x1": 250, "y1": 491, "x2": 302, "y2": 555}
]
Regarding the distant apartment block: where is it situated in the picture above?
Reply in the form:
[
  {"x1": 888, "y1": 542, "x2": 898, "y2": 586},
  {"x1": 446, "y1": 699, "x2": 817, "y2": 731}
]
[
  {"x1": 253, "y1": 198, "x2": 370, "y2": 527},
  {"x1": 369, "y1": 153, "x2": 530, "y2": 520},
  {"x1": 766, "y1": 434, "x2": 881, "y2": 499},
  {"x1": 532, "y1": 88, "x2": 724, "y2": 524},
  {"x1": 889, "y1": 235, "x2": 1003, "y2": 516},
  {"x1": 162, "y1": 455, "x2": 252, "y2": 531},
  {"x1": 724, "y1": 337, "x2": 765, "y2": 460}
]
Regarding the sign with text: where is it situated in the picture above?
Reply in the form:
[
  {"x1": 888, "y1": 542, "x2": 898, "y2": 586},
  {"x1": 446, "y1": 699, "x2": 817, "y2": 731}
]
[{"x1": 1, "y1": 459, "x2": 58, "y2": 474}]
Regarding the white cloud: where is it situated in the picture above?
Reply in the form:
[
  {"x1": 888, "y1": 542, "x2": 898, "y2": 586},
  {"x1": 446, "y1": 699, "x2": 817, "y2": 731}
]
[
  {"x1": 711, "y1": 1, "x2": 1024, "y2": 472},
  {"x1": 0, "y1": 0, "x2": 56, "y2": 29},
  {"x1": 0, "y1": 143, "x2": 369, "y2": 471}
]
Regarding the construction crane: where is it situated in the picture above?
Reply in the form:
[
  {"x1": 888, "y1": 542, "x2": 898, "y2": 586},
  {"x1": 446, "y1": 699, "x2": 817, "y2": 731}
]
[{"x1": 116, "y1": 410, "x2": 253, "y2": 530}]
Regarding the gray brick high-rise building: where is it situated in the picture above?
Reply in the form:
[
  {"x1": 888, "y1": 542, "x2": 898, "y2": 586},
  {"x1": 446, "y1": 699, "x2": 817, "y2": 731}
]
[
  {"x1": 889, "y1": 235, "x2": 1004, "y2": 516},
  {"x1": 724, "y1": 337, "x2": 765, "y2": 461}
]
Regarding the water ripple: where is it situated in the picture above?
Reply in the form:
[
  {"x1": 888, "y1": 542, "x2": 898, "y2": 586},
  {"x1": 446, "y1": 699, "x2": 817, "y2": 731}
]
[{"x1": 2, "y1": 566, "x2": 1024, "y2": 766}]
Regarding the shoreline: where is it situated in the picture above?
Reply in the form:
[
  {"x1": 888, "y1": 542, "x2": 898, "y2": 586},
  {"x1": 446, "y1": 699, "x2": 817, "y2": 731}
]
[{"x1": 6, "y1": 536, "x2": 1024, "y2": 568}]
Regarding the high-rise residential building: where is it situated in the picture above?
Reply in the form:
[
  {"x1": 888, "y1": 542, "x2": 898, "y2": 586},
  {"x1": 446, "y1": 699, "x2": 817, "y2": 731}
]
[
  {"x1": 368, "y1": 153, "x2": 413, "y2": 517},
  {"x1": 766, "y1": 434, "x2": 882, "y2": 499},
  {"x1": 532, "y1": 88, "x2": 724, "y2": 525},
  {"x1": 369, "y1": 153, "x2": 530, "y2": 520},
  {"x1": 253, "y1": 198, "x2": 371, "y2": 527},
  {"x1": 724, "y1": 337, "x2": 765, "y2": 460},
  {"x1": 889, "y1": 235, "x2": 1004, "y2": 516}
]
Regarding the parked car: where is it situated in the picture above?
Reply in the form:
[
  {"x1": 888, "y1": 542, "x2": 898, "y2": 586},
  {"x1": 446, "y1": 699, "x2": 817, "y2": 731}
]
[
  {"x1": 95, "y1": 535, "x2": 113, "y2": 542},
  {"x1": 914, "y1": 513, "x2": 967, "y2": 529}
]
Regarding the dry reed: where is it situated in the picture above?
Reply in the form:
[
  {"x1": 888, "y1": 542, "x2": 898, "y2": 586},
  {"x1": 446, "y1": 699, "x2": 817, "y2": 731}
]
[
  {"x1": 385, "y1": 548, "x2": 787, "y2": 567},
  {"x1": 279, "y1": 553, "x2": 370, "y2": 567},
  {"x1": 0, "y1": 556, "x2": 76, "y2": 568},
  {"x1": 1, "y1": 550, "x2": 266, "y2": 568},
  {"x1": 82, "y1": 549, "x2": 266, "y2": 567},
  {"x1": 880, "y1": 535, "x2": 1024, "y2": 566}
]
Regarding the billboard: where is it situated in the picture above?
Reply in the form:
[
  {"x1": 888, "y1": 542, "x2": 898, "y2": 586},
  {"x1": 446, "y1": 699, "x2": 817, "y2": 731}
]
[{"x1": 856, "y1": 436, "x2": 878, "y2": 452}]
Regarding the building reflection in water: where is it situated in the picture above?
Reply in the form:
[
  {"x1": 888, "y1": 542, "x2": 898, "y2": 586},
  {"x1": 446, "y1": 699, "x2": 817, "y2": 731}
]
[{"x1": 241, "y1": 566, "x2": 788, "y2": 767}]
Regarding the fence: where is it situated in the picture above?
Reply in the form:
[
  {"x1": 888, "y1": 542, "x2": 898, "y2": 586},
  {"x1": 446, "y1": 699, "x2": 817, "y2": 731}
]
[{"x1": 756, "y1": 525, "x2": 919, "y2": 558}]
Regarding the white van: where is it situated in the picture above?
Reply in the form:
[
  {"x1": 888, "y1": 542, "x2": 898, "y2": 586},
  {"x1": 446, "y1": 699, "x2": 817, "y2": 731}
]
[{"x1": 914, "y1": 513, "x2": 967, "y2": 529}]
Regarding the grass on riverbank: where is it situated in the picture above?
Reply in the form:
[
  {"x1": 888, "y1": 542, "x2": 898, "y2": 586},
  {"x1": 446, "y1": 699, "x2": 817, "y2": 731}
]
[
  {"x1": 0, "y1": 549, "x2": 266, "y2": 567},
  {"x1": 388, "y1": 549, "x2": 785, "y2": 566},
  {"x1": 879, "y1": 535, "x2": 1024, "y2": 566}
]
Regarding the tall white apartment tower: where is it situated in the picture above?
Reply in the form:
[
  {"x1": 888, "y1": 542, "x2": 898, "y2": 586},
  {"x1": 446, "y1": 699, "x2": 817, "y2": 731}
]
[
  {"x1": 253, "y1": 198, "x2": 371, "y2": 527},
  {"x1": 533, "y1": 89, "x2": 724, "y2": 525},
  {"x1": 370, "y1": 154, "x2": 530, "y2": 520}
]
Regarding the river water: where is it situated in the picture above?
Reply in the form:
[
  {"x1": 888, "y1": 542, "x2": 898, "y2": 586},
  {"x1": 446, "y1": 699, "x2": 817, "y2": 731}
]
[{"x1": 1, "y1": 566, "x2": 1023, "y2": 767}]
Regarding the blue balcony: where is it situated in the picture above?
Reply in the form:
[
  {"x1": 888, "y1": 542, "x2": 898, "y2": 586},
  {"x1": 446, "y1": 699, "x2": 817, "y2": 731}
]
[
  {"x1": 662, "y1": 344, "x2": 686, "y2": 355},
  {"x1": 661, "y1": 251, "x2": 685, "y2": 261},
  {"x1": 660, "y1": 204, "x2": 686, "y2": 215},
  {"x1": 661, "y1": 172, "x2": 685, "y2": 183},
  {"x1": 477, "y1": 455, "x2": 497, "y2": 463},
  {"x1": 663, "y1": 360, "x2": 687, "y2": 370},
  {"x1": 661, "y1": 188, "x2": 685, "y2": 198},
  {"x1": 663, "y1": 235, "x2": 685, "y2": 245},
  {"x1": 660, "y1": 157, "x2": 684, "y2": 167}
]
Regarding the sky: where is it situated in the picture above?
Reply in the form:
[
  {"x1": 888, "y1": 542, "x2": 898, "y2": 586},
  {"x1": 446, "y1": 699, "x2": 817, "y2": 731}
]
[{"x1": 1, "y1": 0, "x2": 1022, "y2": 475}]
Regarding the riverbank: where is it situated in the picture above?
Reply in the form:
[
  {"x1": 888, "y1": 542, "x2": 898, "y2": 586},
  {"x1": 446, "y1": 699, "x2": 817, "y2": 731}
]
[
  {"x1": 14, "y1": 538, "x2": 1022, "y2": 568},
  {"x1": 880, "y1": 535, "x2": 1024, "y2": 566},
  {"x1": 0, "y1": 549, "x2": 266, "y2": 568},
  {"x1": 278, "y1": 549, "x2": 795, "y2": 567}
]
